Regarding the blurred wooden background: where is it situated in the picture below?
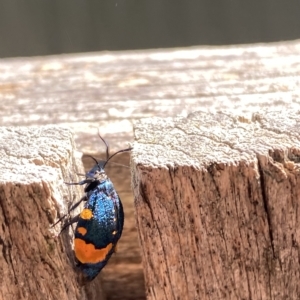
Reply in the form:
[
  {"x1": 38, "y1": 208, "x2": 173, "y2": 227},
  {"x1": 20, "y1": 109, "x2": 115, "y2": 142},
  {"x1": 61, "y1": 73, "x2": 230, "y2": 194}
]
[
  {"x1": 0, "y1": 39, "x2": 300, "y2": 299},
  {"x1": 1, "y1": 1, "x2": 300, "y2": 58}
]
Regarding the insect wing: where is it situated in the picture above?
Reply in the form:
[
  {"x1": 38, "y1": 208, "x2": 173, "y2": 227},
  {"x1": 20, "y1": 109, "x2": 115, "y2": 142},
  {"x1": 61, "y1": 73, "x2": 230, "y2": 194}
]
[{"x1": 74, "y1": 179, "x2": 124, "y2": 280}]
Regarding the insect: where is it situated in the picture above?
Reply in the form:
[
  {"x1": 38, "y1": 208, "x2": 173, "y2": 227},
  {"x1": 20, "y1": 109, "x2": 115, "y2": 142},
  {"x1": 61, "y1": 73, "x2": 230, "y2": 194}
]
[{"x1": 55, "y1": 134, "x2": 132, "y2": 281}]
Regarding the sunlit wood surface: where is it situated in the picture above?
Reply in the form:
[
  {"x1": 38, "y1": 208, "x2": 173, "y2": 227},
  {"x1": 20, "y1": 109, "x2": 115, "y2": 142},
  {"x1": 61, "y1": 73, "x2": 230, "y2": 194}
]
[
  {"x1": 132, "y1": 111, "x2": 300, "y2": 299},
  {"x1": 0, "y1": 39, "x2": 299, "y2": 300}
]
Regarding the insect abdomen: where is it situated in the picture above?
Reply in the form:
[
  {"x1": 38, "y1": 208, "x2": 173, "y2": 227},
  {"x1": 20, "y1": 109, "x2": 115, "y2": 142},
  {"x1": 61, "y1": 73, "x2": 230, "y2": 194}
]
[{"x1": 74, "y1": 179, "x2": 124, "y2": 280}]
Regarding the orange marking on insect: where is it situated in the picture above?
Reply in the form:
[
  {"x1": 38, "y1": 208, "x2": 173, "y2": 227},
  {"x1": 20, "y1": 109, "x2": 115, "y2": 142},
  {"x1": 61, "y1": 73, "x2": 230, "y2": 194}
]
[
  {"x1": 112, "y1": 230, "x2": 117, "y2": 235},
  {"x1": 74, "y1": 239, "x2": 113, "y2": 264},
  {"x1": 80, "y1": 208, "x2": 93, "y2": 220},
  {"x1": 77, "y1": 227, "x2": 87, "y2": 236}
]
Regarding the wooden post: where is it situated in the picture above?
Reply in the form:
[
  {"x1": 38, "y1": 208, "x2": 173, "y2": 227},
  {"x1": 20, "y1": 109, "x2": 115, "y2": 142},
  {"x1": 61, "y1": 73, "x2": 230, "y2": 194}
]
[
  {"x1": 0, "y1": 126, "x2": 105, "y2": 300},
  {"x1": 131, "y1": 111, "x2": 300, "y2": 300}
]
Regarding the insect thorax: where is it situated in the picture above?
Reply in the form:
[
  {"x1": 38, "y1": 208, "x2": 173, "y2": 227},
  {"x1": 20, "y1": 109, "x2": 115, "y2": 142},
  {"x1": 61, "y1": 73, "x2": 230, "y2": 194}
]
[{"x1": 93, "y1": 170, "x2": 108, "y2": 182}]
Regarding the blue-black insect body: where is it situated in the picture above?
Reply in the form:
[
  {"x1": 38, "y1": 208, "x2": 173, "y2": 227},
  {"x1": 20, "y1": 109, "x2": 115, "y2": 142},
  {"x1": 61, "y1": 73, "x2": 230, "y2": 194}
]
[{"x1": 56, "y1": 135, "x2": 132, "y2": 281}]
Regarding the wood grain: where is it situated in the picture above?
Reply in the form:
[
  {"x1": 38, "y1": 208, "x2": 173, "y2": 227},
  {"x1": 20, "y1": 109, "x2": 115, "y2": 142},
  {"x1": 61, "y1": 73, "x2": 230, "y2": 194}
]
[
  {"x1": 131, "y1": 110, "x2": 300, "y2": 300},
  {"x1": 0, "y1": 40, "x2": 300, "y2": 153}
]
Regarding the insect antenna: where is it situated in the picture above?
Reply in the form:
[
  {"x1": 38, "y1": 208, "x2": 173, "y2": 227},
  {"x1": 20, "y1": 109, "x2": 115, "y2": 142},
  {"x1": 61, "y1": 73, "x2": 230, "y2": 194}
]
[
  {"x1": 98, "y1": 131, "x2": 109, "y2": 160},
  {"x1": 109, "y1": 161, "x2": 130, "y2": 169},
  {"x1": 103, "y1": 146, "x2": 133, "y2": 169},
  {"x1": 83, "y1": 154, "x2": 99, "y2": 166},
  {"x1": 97, "y1": 131, "x2": 132, "y2": 169}
]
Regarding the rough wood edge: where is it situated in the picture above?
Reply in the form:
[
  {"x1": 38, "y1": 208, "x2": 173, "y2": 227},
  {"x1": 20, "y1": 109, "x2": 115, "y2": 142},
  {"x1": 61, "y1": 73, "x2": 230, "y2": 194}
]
[
  {"x1": 0, "y1": 125, "x2": 106, "y2": 300},
  {"x1": 131, "y1": 110, "x2": 300, "y2": 300}
]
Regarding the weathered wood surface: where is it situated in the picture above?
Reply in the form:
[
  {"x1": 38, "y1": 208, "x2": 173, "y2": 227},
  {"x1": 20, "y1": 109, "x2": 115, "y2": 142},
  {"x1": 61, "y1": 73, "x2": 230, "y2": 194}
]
[
  {"x1": 0, "y1": 39, "x2": 300, "y2": 300},
  {"x1": 0, "y1": 40, "x2": 300, "y2": 153},
  {"x1": 0, "y1": 126, "x2": 106, "y2": 300},
  {"x1": 131, "y1": 110, "x2": 300, "y2": 300}
]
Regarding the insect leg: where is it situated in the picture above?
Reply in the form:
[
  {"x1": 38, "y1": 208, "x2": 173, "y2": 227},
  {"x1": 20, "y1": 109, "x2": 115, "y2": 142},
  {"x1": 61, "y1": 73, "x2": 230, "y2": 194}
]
[
  {"x1": 65, "y1": 178, "x2": 94, "y2": 186},
  {"x1": 52, "y1": 194, "x2": 87, "y2": 228},
  {"x1": 59, "y1": 214, "x2": 80, "y2": 233}
]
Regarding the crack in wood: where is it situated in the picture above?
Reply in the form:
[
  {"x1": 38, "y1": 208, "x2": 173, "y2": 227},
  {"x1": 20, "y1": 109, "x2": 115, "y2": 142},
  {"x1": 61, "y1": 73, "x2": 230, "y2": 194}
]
[{"x1": 256, "y1": 154, "x2": 274, "y2": 299}]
